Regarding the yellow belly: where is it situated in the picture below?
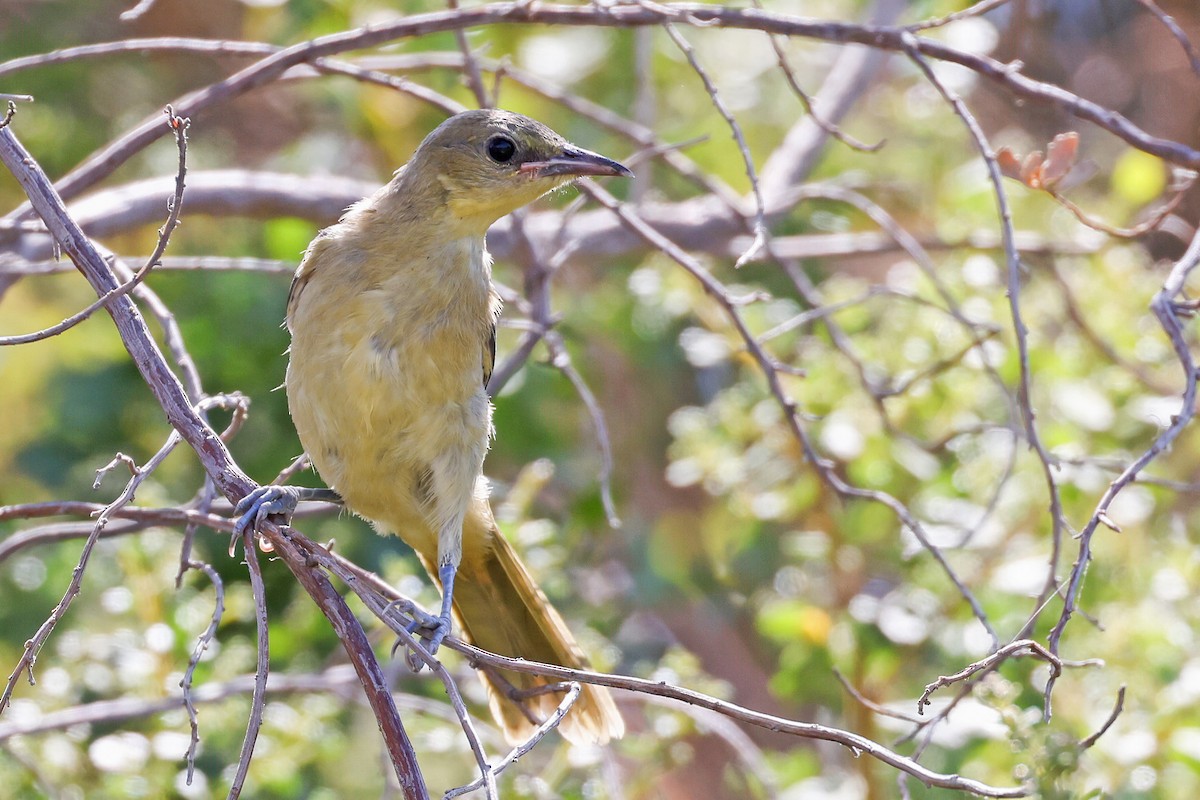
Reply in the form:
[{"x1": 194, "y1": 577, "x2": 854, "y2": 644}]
[{"x1": 283, "y1": 244, "x2": 495, "y2": 561}]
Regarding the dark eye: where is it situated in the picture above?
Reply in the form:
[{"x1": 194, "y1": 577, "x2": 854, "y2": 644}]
[{"x1": 487, "y1": 136, "x2": 516, "y2": 163}]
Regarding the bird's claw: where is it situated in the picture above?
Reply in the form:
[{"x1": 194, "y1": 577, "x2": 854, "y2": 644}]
[
  {"x1": 233, "y1": 485, "x2": 301, "y2": 539},
  {"x1": 397, "y1": 608, "x2": 453, "y2": 672}
]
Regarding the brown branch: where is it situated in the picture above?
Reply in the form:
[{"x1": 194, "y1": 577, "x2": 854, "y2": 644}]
[
  {"x1": 1078, "y1": 686, "x2": 1125, "y2": 750},
  {"x1": 581, "y1": 178, "x2": 1001, "y2": 646},
  {"x1": 902, "y1": 33, "x2": 1069, "y2": 649},
  {"x1": 228, "y1": 531, "x2": 269, "y2": 800},
  {"x1": 269, "y1": 525, "x2": 430, "y2": 799},
  {"x1": 456, "y1": 651, "x2": 1025, "y2": 797},
  {"x1": 9, "y1": 1, "x2": 1199, "y2": 229},
  {"x1": 312, "y1": 543, "x2": 1026, "y2": 798},
  {"x1": 0, "y1": 107, "x2": 188, "y2": 347},
  {"x1": 180, "y1": 559, "x2": 225, "y2": 783},
  {"x1": 1047, "y1": 171, "x2": 1196, "y2": 240},
  {"x1": 0, "y1": 118, "x2": 429, "y2": 800},
  {"x1": 1130, "y1": 0, "x2": 1200, "y2": 77},
  {"x1": 0, "y1": 100, "x2": 16, "y2": 131},
  {"x1": 916, "y1": 640, "x2": 1100, "y2": 714},
  {"x1": 1046, "y1": 227, "x2": 1200, "y2": 695}
]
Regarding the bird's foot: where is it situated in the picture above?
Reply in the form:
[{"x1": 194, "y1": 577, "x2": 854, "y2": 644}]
[
  {"x1": 392, "y1": 562, "x2": 457, "y2": 672},
  {"x1": 231, "y1": 485, "x2": 341, "y2": 553},
  {"x1": 233, "y1": 485, "x2": 302, "y2": 539},
  {"x1": 402, "y1": 608, "x2": 454, "y2": 671}
]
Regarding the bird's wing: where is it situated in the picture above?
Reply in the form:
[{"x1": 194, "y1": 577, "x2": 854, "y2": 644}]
[
  {"x1": 286, "y1": 235, "x2": 332, "y2": 328},
  {"x1": 483, "y1": 286, "x2": 502, "y2": 389},
  {"x1": 482, "y1": 322, "x2": 496, "y2": 389}
]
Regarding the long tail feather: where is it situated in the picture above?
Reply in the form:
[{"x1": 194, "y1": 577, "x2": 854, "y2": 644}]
[{"x1": 422, "y1": 515, "x2": 623, "y2": 745}]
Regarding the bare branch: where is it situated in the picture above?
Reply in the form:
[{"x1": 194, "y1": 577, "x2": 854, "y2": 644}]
[
  {"x1": 313, "y1": 540, "x2": 1027, "y2": 798},
  {"x1": 443, "y1": 684, "x2": 580, "y2": 799},
  {"x1": 228, "y1": 531, "x2": 268, "y2": 800},
  {"x1": 179, "y1": 559, "x2": 224, "y2": 782},
  {"x1": 902, "y1": 32, "x2": 1067, "y2": 648},
  {"x1": 906, "y1": 0, "x2": 1015, "y2": 32},
  {"x1": 0, "y1": 107, "x2": 188, "y2": 347},
  {"x1": 662, "y1": 22, "x2": 766, "y2": 267},
  {"x1": 581, "y1": 179, "x2": 1001, "y2": 646},
  {"x1": 0, "y1": 114, "x2": 430, "y2": 800},
  {"x1": 1046, "y1": 227, "x2": 1200, "y2": 696},
  {"x1": 119, "y1": 0, "x2": 159, "y2": 22},
  {"x1": 917, "y1": 640, "x2": 1100, "y2": 714},
  {"x1": 1130, "y1": 0, "x2": 1200, "y2": 77},
  {"x1": 8, "y1": 0, "x2": 1199, "y2": 230},
  {"x1": 1078, "y1": 686, "x2": 1126, "y2": 750},
  {"x1": 0, "y1": 412, "x2": 188, "y2": 715}
]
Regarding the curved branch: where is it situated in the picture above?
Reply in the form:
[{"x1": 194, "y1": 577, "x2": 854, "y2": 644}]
[
  {"x1": 0, "y1": 121, "x2": 429, "y2": 800},
  {"x1": 5, "y1": 1, "x2": 1196, "y2": 227}
]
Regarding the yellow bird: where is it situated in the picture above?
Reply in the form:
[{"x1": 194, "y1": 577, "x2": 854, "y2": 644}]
[{"x1": 235, "y1": 109, "x2": 630, "y2": 745}]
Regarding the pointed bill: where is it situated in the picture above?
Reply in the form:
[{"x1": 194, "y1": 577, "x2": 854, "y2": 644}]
[{"x1": 520, "y1": 146, "x2": 633, "y2": 179}]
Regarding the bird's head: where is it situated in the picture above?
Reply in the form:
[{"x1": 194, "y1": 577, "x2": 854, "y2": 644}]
[{"x1": 406, "y1": 109, "x2": 632, "y2": 233}]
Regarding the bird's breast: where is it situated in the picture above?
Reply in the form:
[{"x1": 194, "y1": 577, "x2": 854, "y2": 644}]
[{"x1": 284, "y1": 234, "x2": 497, "y2": 525}]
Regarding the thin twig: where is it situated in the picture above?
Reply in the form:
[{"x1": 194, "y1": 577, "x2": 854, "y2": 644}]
[
  {"x1": 0, "y1": 121, "x2": 429, "y2": 800},
  {"x1": 0, "y1": 419, "x2": 185, "y2": 715},
  {"x1": 1130, "y1": 0, "x2": 1200, "y2": 77},
  {"x1": 389, "y1": 621, "x2": 498, "y2": 800},
  {"x1": 906, "y1": 0, "x2": 1015, "y2": 32},
  {"x1": 447, "y1": 0, "x2": 490, "y2": 107},
  {"x1": 0, "y1": 107, "x2": 189, "y2": 347},
  {"x1": 119, "y1": 0, "x2": 159, "y2": 22},
  {"x1": 751, "y1": 0, "x2": 881, "y2": 153},
  {"x1": 834, "y1": 670, "x2": 924, "y2": 726},
  {"x1": 917, "y1": 640, "x2": 1099, "y2": 714},
  {"x1": 228, "y1": 529, "x2": 268, "y2": 800},
  {"x1": 180, "y1": 560, "x2": 225, "y2": 783},
  {"x1": 1046, "y1": 227, "x2": 1200, "y2": 700},
  {"x1": 310, "y1": 540, "x2": 1026, "y2": 797},
  {"x1": 1048, "y1": 172, "x2": 1195, "y2": 239},
  {"x1": 581, "y1": 179, "x2": 1001, "y2": 646},
  {"x1": 902, "y1": 32, "x2": 1066, "y2": 652},
  {"x1": 443, "y1": 684, "x2": 581, "y2": 799},
  {"x1": 662, "y1": 22, "x2": 767, "y2": 267},
  {"x1": 1078, "y1": 686, "x2": 1126, "y2": 750},
  {"x1": 545, "y1": 333, "x2": 622, "y2": 528}
]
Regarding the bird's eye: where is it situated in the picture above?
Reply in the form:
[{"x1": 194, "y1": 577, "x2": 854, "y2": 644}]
[{"x1": 487, "y1": 136, "x2": 516, "y2": 163}]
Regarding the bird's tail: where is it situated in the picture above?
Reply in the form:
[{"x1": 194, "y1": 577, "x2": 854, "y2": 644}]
[{"x1": 423, "y1": 514, "x2": 624, "y2": 746}]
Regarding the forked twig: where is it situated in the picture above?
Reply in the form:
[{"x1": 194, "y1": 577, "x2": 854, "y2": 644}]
[{"x1": 0, "y1": 107, "x2": 189, "y2": 347}]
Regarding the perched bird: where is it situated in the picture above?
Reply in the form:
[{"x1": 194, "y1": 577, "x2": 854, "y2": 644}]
[{"x1": 235, "y1": 109, "x2": 630, "y2": 745}]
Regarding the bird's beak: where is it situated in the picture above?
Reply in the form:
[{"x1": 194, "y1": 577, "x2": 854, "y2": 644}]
[{"x1": 520, "y1": 146, "x2": 633, "y2": 179}]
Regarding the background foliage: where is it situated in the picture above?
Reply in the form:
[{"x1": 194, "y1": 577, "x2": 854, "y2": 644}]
[{"x1": 3, "y1": 0, "x2": 1200, "y2": 797}]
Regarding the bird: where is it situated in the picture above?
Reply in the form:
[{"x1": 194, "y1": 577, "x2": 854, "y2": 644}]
[{"x1": 234, "y1": 109, "x2": 630, "y2": 745}]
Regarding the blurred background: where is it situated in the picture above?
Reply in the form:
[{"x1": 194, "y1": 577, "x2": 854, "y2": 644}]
[{"x1": 3, "y1": 0, "x2": 1200, "y2": 797}]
